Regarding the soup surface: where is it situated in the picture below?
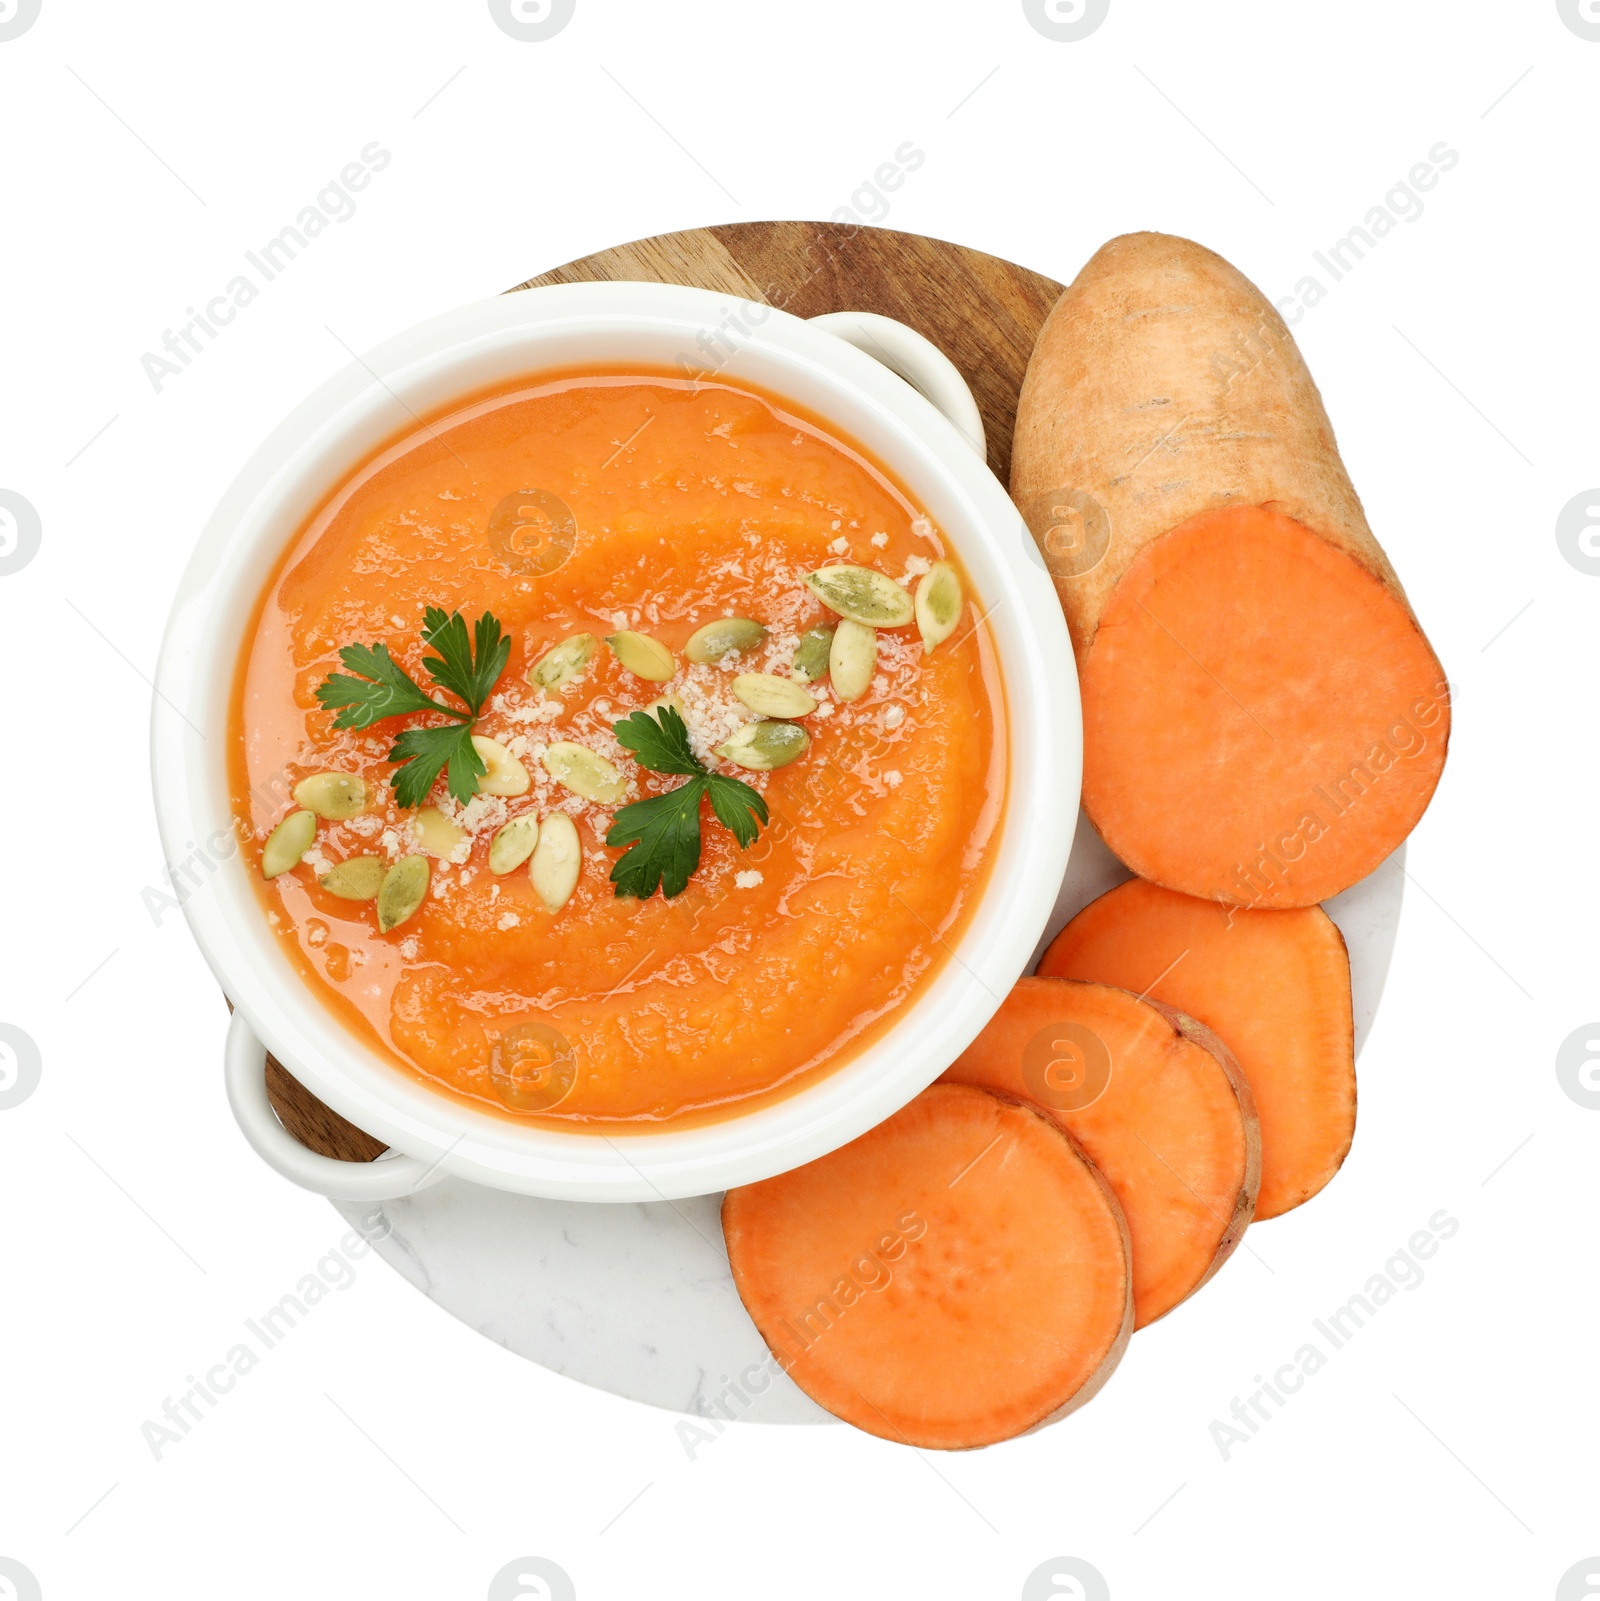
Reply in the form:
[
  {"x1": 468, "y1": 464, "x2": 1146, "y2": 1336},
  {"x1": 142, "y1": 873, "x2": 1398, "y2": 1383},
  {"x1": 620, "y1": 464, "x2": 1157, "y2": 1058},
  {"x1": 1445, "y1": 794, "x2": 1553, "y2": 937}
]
[{"x1": 231, "y1": 371, "x2": 1005, "y2": 1127}]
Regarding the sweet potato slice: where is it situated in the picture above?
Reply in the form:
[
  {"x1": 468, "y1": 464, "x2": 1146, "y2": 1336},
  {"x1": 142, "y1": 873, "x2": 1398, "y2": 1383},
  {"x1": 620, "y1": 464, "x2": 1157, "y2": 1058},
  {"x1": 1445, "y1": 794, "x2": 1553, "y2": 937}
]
[
  {"x1": 1039, "y1": 878, "x2": 1355, "y2": 1220},
  {"x1": 942, "y1": 978, "x2": 1258, "y2": 1327},
  {"x1": 1011, "y1": 232, "x2": 1449, "y2": 907},
  {"x1": 722, "y1": 1083, "x2": 1132, "y2": 1449}
]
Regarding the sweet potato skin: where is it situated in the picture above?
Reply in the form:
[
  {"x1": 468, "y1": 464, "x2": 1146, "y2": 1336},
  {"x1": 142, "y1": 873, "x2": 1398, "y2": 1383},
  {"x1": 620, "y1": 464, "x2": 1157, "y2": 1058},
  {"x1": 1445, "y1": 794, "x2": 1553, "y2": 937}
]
[
  {"x1": 1012, "y1": 232, "x2": 1449, "y2": 906},
  {"x1": 1012, "y1": 230, "x2": 1410, "y2": 659},
  {"x1": 997, "y1": 1102, "x2": 1135, "y2": 1440},
  {"x1": 1141, "y1": 997, "x2": 1261, "y2": 1300}
]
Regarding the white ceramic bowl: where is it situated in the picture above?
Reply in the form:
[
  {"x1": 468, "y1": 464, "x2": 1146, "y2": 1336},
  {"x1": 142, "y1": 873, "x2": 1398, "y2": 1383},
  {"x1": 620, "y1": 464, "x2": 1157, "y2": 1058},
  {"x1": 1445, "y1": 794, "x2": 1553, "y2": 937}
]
[{"x1": 151, "y1": 281, "x2": 1080, "y2": 1203}]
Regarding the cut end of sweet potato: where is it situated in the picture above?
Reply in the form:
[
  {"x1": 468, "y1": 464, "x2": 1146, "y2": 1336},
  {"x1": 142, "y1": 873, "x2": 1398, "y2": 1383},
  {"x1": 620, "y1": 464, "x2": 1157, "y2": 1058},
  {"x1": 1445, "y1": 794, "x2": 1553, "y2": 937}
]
[
  {"x1": 942, "y1": 978, "x2": 1258, "y2": 1327},
  {"x1": 1040, "y1": 877, "x2": 1355, "y2": 1219},
  {"x1": 722, "y1": 1083, "x2": 1133, "y2": 1450},
  {"x1": 1080, "y1": 503, "x2": 1449, "y2": 908}
]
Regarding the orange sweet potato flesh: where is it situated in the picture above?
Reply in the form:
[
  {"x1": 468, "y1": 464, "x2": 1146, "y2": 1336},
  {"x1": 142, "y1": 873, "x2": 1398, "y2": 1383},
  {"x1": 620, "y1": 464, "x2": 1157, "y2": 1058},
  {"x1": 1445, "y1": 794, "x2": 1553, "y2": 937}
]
[
  {"x1": 722, "y1": 1083, "x2": 1133, "y2": 1449},
  {"x1": 942, "y1": 978, "x2": 1258, "y2": 1328},
  {"x1": 1080, "y1": 504, "x2": 1449, "y2": 906},
  {"x1": 1039, "y1": 878, "x2": 1354, "y2": 1219}
]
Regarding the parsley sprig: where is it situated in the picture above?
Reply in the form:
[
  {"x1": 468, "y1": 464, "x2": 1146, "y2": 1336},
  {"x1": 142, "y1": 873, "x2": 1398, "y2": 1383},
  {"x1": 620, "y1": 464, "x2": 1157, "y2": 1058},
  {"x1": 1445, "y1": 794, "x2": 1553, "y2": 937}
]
[
  {"x1": 606, "y1": 706, "x2": 768, "y2": 899},
  {"x1": 315, "y1": 607, "x2": 510, "y2": 807}
]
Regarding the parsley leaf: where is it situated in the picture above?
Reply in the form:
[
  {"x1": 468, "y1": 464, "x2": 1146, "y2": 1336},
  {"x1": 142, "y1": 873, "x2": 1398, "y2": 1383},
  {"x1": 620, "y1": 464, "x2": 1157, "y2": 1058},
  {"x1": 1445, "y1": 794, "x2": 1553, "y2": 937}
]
[
  {"x1": 313, "y1": 609, "x2": 508, "y2": 808},
  {"x1": 421, "y1": 605, "x2": 510, "y2": 716},
  {"x1": 706, "y1": 771, "x2": 768, "y2": 847},
  {"x1": 388, "y1": 721, "x2": 486, "y2": 809},
  {"x1": 316, "y1": 642, "x2": 460, "y2": 731},
  {"x1": 605, "y1": 706, "x2": 768, "y2": 899},
  {"x1": 613, "y1": 705, "x2": 706, "y2": 775},
  {"x1": 607, "y1": 781, "x2": 707, "y2": 900}
]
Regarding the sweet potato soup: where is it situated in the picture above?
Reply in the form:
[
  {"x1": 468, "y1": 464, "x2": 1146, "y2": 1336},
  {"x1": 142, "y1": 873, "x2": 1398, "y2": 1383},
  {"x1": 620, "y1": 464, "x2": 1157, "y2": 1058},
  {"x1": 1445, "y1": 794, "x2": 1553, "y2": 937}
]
[{"x1": 231, "y1": 370, "x2": 1005, "y2": 1127}]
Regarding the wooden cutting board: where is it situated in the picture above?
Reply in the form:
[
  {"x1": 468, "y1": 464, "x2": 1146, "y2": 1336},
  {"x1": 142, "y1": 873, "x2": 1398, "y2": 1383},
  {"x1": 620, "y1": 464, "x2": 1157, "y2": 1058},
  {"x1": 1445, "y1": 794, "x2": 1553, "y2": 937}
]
[{"x1": 262, "y1": 221, "x2": 1066, "y2": 1163}]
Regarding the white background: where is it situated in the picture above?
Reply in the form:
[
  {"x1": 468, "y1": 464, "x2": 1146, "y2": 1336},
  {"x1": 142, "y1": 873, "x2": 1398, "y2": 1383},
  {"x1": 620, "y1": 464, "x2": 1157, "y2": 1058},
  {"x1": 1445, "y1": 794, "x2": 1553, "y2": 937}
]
[{"x1": 2, "y1": 1, "x2": 1595, "y2": 1597}]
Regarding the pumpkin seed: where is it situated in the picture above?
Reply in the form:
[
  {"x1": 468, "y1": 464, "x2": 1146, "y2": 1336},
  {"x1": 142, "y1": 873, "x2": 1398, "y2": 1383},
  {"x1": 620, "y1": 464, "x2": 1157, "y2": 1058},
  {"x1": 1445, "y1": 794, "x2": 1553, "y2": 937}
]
[
  {"x1": 915, "y1": 560, "x2": 963, "y2": 652},
  {"x1": 292, "y1": 772, "x2": 367, "y2": 820},
  {"x1": 489, "y1": 815, "x2": 540, "y2": 875},
  {"x1": 829, "y1": 618, "x2": 877, "y2": 702},
  {"x1": 530, "y1": 632, "x2": 597, "y2": 692},
  {"x1": 529, "y1": 812, "x2": 581, "y2": 912},
  {"x1": 542, "y1": 741, "x2": 628, "y2": 804},
  {"x1": 791, "y1": 625, "x2": 835, "y2": 682},
  {"x1": 685, "y1": 616, "x2": 767, "y2": 665},
  {"x1": 262, "y1": 810, "x2": 316, "y2": 878},
  {"x1": 804, "y1": 564, "x2": 914, "y2": 627},
  {"x1": 716, "y1": 720, "x2": 809, "y2": 771},
  {"x1": 731, "y1": 672, "x2": 817, "y2": 719},
  {"x1": 377, "y1": 855, "x2": 429, "y2": 932},
  {"x1": 643, "y1": 692, "x2": 684, "y2": 723},
  {"x1": 605, "y1": 629, "x2": 675, "y2": 682},
  {"x1": 318, "y1": 856, "x2": 385, "y2": 901},
  {"x1": 412, "y1": 805, "x2": 468, "y2": 860},
  {"x1": 470, "y1": 734, "x2": 530, "y2": 797}
]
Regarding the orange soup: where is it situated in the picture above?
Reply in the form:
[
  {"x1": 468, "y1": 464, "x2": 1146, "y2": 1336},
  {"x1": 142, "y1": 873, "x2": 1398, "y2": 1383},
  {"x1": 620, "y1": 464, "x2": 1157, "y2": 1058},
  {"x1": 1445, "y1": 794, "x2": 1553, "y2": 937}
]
[{"x1": 231, "y1": 371, "x2": 1005, "y2": 1127}]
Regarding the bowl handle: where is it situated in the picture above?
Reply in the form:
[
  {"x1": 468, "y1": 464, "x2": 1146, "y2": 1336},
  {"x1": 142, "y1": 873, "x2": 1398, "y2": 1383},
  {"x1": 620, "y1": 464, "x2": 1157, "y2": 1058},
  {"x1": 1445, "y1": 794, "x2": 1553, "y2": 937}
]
[
  {"x1": 807, "y1": 310, "x2": 987, "y2": 459},
  {"x1": 224, "y1": 1011, "x2": 447, "y2": 1201}
]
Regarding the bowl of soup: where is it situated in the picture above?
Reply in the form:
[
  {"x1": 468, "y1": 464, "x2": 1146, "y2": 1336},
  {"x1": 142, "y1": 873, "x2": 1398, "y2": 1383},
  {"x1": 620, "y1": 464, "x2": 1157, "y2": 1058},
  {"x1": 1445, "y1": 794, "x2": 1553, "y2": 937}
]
[{"x1": 152, "y1": 281, "x2": 1080, "y2": 1201}]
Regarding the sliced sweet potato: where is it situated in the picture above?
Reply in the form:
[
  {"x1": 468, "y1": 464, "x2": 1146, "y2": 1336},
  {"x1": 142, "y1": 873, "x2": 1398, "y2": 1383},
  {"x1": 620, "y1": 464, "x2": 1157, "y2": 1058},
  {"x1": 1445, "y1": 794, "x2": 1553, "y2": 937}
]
[
  {"x1": 722, "y1": 1083, "x2": 1132, "y2": 1449},
  {"x1": 942, "y1": 977, "x2": 1258, "y2": 1327},
  {"x1": 1039, "y1": 878, "x2": 1355, "y2": 1220},
  {"x1": 1012, "y1": 232, "x2": 1449, "y2": 907},
  {"x1": 1079, "y1": 503, "x2": 1448, "y2": 906}
]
